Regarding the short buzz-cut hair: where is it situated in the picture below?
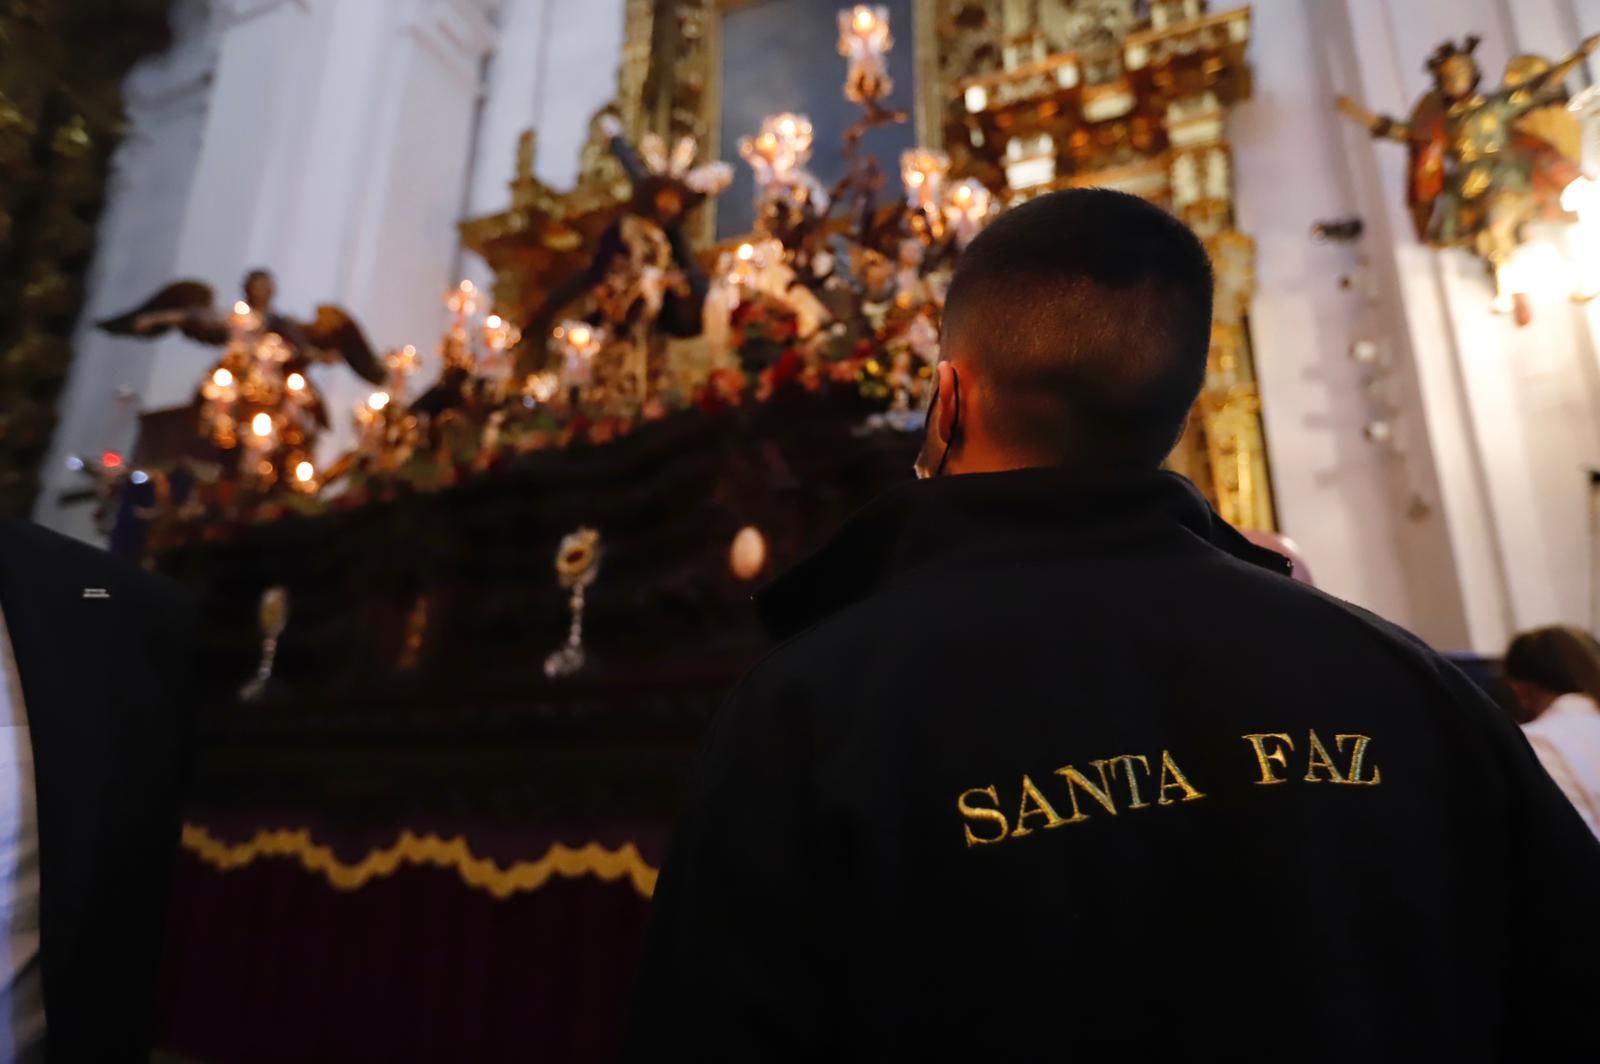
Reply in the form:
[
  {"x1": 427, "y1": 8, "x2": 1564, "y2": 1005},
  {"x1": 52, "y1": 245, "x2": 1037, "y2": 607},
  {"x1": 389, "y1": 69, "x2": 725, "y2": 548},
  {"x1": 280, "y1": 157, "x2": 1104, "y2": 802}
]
[{"x1": 941, "y1": 188, "x2": 1214, "y2": 471}]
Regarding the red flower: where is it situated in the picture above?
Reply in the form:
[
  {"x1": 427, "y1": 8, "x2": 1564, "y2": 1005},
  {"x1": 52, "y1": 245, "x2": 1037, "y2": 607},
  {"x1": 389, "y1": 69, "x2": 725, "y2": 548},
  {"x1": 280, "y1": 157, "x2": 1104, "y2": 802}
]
[{"x1": 770, "y1": 348, "x2": 805, "y2": 388}]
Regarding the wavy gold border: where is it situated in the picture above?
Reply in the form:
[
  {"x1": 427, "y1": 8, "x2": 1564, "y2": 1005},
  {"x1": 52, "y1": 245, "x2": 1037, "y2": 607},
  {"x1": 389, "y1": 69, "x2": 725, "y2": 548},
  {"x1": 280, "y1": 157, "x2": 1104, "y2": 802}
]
[{"x1": 180, "y1": 823, "x2": 659, "y2": 900}]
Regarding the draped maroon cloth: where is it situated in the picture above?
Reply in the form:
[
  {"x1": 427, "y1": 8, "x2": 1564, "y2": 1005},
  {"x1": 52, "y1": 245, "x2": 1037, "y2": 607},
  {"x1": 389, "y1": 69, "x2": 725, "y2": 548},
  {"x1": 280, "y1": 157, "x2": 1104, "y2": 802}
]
[{"x1": 156, "y1": 818, "x2": 665, "y2": 1063}]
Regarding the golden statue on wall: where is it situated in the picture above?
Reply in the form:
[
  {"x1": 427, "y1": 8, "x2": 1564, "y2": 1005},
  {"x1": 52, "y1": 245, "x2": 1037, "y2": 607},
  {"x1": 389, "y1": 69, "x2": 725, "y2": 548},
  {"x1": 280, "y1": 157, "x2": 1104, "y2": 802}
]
[{"x1": 1336, "y1": 33, "x2": 1600, "y2": 324}]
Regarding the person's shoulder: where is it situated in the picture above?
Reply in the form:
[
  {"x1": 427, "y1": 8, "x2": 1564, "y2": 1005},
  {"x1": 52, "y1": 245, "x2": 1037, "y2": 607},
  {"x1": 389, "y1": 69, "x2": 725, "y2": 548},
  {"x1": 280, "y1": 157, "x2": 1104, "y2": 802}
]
[
  {"x1": 1527, "y1": 695, "x2": 1600, "y2": 740},
  {"x1": 1, "y1": 517, "x2": 192, "y2": 617},
  {"x1": 1212, "y1": 547, "x2": 1458, "y2": 669}
]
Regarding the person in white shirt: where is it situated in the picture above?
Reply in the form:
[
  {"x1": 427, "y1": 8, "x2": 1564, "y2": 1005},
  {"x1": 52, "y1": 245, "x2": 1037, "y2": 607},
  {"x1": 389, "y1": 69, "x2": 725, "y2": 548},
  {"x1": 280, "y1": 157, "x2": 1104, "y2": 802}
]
[{"x1": 1505, "y1": 625, "x2": 1600, "y2": 838}]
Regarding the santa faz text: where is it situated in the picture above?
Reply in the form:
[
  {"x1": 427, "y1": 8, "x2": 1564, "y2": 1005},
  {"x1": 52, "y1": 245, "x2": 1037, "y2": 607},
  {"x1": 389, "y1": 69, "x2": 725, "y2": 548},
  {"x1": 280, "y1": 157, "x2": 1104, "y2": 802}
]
[{"x1": 957, "y1": 730, "x2": 1382, "y2": 848}]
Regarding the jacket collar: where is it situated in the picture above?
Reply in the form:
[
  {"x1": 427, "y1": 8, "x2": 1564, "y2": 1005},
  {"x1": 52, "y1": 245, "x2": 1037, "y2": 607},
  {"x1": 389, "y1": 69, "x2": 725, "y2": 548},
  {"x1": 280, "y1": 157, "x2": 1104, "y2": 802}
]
[{"x1": 756, "y1": 468, "x2": 1291, "y2": 641}]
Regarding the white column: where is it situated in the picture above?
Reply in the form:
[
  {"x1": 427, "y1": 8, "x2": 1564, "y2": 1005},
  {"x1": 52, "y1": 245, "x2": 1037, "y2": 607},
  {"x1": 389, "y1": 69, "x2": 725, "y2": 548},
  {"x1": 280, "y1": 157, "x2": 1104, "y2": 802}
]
[
  {"x1": 326, "y1": 0, "x2": 498, "y2": 445},
  {"x1": 141, "y1": 0, "x2": 332, "y2": 411},
  {"x1": 528, "y1": 0, "x2": 625, "y2": 190},
  {"x1": 1318, "y1": 0, "x2": 1521, "y2": 651},
  {"x1": 1233, "y1": 0, "x2": 1468, "y2": 645},
  {"x1": 467, "y1": 0, "x2": 550, "y2": 220},
  {"x1": 139, "y1": 0, "x2": 498, "y2": 458}
]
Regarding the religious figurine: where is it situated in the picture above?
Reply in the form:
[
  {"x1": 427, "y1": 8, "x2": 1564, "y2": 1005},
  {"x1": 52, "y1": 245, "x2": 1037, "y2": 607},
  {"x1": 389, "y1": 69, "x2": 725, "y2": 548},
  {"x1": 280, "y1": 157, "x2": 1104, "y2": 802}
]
[
  {"x1": 519, "y1": 116, "x2": 731, "y2": 403},
  {"x1": 1336, "y1": 34, "x2": 1600, "y2": 324},
  {"x1": 97, "y1": 269, "x2": 387, "y2": 483}
]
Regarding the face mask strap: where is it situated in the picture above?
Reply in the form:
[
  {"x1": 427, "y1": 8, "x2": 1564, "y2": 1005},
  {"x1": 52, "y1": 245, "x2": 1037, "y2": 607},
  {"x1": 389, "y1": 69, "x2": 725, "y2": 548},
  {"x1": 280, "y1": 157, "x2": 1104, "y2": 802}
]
[{"x1": 916, "y1": 366, "x2": 960, "y2": 480}]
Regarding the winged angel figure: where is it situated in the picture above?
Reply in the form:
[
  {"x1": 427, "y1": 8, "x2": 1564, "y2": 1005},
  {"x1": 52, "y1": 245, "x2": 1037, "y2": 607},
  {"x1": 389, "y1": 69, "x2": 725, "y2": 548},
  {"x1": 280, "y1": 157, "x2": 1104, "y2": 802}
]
[
  {"x1": 1336, "y1": 34, "x2": 1600, "y2": 324},
  {"x1": 97, "y1": 268, "x2": 386, "y2": 481}
]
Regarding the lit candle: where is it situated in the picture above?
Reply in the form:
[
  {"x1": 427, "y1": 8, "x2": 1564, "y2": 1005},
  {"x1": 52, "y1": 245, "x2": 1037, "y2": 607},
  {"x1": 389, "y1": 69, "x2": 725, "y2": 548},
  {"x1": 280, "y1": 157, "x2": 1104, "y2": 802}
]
[
  {"x1": 942, "y1": 177, "x2": 995, "y2": 247},
  {"x1": 552, "y1": 320, "x2": 604, "y2": 388},
  {"x1": 901, "y1": 148, "x2": 950, "y2": 214},
  {"x1": 446, "y1": 279, "x2": 481, "y2": 319},
  {"x1": 838, "y1": 6, "x2": 894, "y2": 104},
  {"x1": 739, "y1": 113, "x2": 815, "y2": 192},
  {"x1": 482, "y1": 313, "x2": 520, "y2": 355}
]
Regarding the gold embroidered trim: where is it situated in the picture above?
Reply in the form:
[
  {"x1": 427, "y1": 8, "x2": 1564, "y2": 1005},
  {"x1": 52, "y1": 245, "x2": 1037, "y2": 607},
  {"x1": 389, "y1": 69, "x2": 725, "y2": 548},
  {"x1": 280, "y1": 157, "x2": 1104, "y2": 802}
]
[{"x1": 180, "y1": 823, "x2": 659, "y2": 900}]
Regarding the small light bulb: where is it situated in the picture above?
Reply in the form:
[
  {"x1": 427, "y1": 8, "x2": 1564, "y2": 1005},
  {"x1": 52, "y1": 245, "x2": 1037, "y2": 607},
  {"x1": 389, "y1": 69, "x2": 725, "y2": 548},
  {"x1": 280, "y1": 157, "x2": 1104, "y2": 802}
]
[
  {"x1": 294, "y1": 460, "x2": 315, "y2": 483},
  {"x1": 367, "y1": 391, "x2": 390, "y2": 411},
  {"x1": 569, "y1": 325, "x2": 592, "y2": 347},
  {"x1": 853, "y1": 7, "x2": 875, "y2": 32},
  {"x1": 737, "y1": 243, "x2": 755, "y2": 261},
  {"x1": 485, "y1": 314, "x2": 503, "y2": 329},
  {"x1": 212, "y1": 367, "x2": 234, "y2": 387},
  {"x1": 285, "y1": 371, "x2": 305, "y2": 392},
  {"x1": 251, "y1": 413, "x2": 273, "y2": 437},
  {"x1": 233, "y1": 301, "x2": 250, "y2": 316}
]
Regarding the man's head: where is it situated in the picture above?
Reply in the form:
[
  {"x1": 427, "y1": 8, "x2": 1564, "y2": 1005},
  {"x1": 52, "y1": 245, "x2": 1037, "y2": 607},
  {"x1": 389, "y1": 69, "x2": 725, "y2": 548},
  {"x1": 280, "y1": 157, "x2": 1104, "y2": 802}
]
[{"x1": 919, "y1": 188, "x2": 1213, "y2": 477}]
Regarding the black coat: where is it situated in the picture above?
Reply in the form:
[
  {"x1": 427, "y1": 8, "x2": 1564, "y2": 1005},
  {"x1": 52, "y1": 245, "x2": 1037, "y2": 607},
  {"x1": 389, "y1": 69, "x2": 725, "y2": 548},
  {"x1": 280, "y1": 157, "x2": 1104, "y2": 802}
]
[
  {"x1": 0, "y1": 519, "x2": 195, "y2": 1061},
  {"x1": 624, "y1": 469, "x2": 1600, "y2": 1060}
]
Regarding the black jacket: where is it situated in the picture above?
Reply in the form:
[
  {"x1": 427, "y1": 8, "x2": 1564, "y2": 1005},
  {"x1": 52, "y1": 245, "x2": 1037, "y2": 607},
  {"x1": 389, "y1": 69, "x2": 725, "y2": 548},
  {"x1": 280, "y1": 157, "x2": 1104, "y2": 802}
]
[
  {"x1": 0, "y1": 519, "x2": 196, "y2": 1061},
  {"x1": 624, "y1": 469, "x2": 1600, "y2": 1061}
]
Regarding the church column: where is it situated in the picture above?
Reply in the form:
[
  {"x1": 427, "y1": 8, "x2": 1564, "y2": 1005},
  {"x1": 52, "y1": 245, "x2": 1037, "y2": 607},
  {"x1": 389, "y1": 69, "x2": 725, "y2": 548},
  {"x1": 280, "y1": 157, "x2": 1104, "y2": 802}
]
[
  {"x1": 1234, "y1": 0, "x2": 1464, "y2": 644},
  {"x1": 466, "y1": 0, "x2": 550, "y2": 222},
  {"x1": 143, "y1": 0, "x2": 498, "y2": 452},
  {"x1": 1321, "y1": 0, "x2": 1518, "y2": 650}
]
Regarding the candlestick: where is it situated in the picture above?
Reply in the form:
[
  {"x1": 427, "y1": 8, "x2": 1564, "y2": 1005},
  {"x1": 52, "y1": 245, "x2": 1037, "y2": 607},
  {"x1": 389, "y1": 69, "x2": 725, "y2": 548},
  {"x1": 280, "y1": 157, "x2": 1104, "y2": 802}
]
[{"x1": 839, "y1": 6, "x2": 894, "y2": 104}]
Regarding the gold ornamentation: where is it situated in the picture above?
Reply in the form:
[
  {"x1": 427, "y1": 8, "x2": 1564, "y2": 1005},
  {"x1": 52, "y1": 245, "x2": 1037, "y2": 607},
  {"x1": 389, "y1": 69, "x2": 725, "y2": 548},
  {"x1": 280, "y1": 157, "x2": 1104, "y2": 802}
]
[
  {"x1": 547, "y1": 527, "x2": 602, "y2": 677},
  {"x1": 180, "y1": 823, "x2": 660, "y2": 899},
  {"x1": 239, "y1": 586, "x2": 289, "y2": 702},
  {"x1": 397, "y1": 594, "x2": 431, "y2": 671}
]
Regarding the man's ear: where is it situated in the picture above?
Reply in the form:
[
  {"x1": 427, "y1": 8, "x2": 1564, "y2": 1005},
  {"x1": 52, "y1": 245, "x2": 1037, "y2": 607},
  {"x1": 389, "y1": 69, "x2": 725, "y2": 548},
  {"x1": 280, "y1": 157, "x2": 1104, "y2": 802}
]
[{"x1": 935, "y1": 361, "x2": 958, "y2": 445}]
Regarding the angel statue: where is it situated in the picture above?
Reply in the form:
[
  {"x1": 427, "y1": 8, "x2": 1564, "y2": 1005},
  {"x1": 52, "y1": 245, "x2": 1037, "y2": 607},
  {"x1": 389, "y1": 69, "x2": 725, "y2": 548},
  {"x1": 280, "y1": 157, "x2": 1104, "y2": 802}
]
[
  {"x1": 98, "y1": 268, "x2": 387, "y2": 483},
  {"x1": 518, "y1": 115, "x2": 732, "y2": 402},
  {"x1": 1336, "y1": 33, "x2": 1600, "y2": 324}
]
